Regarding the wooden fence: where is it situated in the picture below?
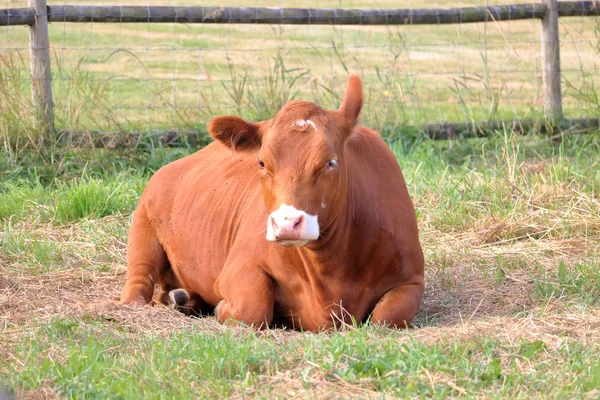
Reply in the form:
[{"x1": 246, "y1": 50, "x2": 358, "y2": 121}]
[{"x1": 1, "y1": 0, "x2": 600, "y2": 139}]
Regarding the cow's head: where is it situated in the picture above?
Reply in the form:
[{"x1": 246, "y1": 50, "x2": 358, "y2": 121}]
[{"x1": 209, "y1": 75, "x2": 363, "y2": 247}]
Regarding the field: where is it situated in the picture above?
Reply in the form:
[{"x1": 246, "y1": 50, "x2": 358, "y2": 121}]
[
  {"x1": 2, "y1": 0, "x2": 600, "y2": 139},
  {"x1": 2, "y1": 0, "x2": 600, "y2": 398},
  {"x1": 1, "y1": 129, "x2": 600, "y2": 398}
]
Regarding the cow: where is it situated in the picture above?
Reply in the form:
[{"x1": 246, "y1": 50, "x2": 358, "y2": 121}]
[{"x1": 116, "y1": 75, "x2": 425, "y2": 331}]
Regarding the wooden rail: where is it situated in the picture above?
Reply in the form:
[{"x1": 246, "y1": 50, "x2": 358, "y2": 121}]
[
  {"x1": 2, "y1": 2, "x2": 600, "y2": 27},
  {"x1": 2, "y1": 1, "x2": 600, "y2": 139},
  {"x1": 67, "y1": 117, "x2": 600, "y2": 148},
  {"x1": 419, "y1": 117, "x2": 599, "y2": 140}
]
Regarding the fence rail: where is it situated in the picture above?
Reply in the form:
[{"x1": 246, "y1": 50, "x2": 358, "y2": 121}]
[
  {"x1": 1, "y1": 0, "x2": 599, "y2": 138},
  {"x1": 2, "y1": 2, "x2": 600, "y2": 27}
]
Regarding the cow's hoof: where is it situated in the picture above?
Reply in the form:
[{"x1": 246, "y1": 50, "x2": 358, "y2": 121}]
[
  {"x1": 168, "y1": 289, "x2": 190, "y2": 308},
  {"x1": 108, "y1": 296, "x2": 121, "y2": 305},
  {"x1": 113, "y1": 295, "x2": 148, "y2": 308},
  {"x1": 214, "y1": 300, "x2": 226, "y2": 321}
]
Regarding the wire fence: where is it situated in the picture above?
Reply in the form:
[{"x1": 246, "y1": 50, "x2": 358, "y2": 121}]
[{"x1": 1, "y1": 0, "x2": 600, "y2": 142}]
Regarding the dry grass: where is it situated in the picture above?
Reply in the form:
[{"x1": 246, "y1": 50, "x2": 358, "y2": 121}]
[{"x1": 1, "y1": 201, "x2": 597, "y2": 344}]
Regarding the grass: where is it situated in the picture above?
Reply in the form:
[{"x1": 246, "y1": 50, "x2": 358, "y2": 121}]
[
  {"x1": 1, "y1": 128, "x2": 600, "y2": 398},
  {"x1": 0, "y1": 172, "x2": 145, "y2": 222},
  {"x1": 5, "y1": 317, "x2": 600, "y2": 398}
]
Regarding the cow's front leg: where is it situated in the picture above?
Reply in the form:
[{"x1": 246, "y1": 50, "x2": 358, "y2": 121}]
[
  {"x1": 118, "y1": 208, "x2": 168, "y2": 306},
  {"x1": 214, "y1": 266, "x2": 274, "y2": 328},
  {"x1": 371, "y1": 282, "x2": 424, "y2": 329}
]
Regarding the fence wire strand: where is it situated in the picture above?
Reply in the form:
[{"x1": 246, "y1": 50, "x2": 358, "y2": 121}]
[{"x1": 1, "y1": 1, "x2": 600, "y2": 136}]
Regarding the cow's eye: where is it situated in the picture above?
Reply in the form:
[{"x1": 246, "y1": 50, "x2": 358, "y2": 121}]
[
  {"x1": 258, "y1": 160, "x2": 265, "y2": 169},
  {"x1": 327, "y1": 159, "x2": 338, "y2": 169}
]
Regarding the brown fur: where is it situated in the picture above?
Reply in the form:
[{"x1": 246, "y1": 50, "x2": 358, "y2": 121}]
[{"x1": 117, "y1": 75, "x2": 425, "y2": 331}]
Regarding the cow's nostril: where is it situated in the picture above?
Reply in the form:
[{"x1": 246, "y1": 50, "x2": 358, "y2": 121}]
[
  {"x1": 270, "y1": 217, "x2": 279, "y2": 230},
  {"x1": 294, "y1": 215, "x2": 303, "y2": 229}
]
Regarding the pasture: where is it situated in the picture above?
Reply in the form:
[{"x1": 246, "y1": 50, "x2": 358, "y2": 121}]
[
  {"x1": 2, "y1": 0, "x2": 600, "y2": 140},
  {"x1": 2, "y1": 0, "x2": 600, "y2": 398},
  {"x1": 2, "y1": 131, "x2": 600, "y2": 398}
]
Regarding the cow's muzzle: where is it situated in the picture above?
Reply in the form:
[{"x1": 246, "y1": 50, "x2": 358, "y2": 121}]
[{"x1": 266, "y1": 204, "x2": 319, "y2": 247}]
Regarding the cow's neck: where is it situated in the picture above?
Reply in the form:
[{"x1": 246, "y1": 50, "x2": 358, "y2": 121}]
[
  {"x1": 291, "y1": 207, "x2": 356, "y2": 317},
  {"x1": 300, "y1": 199, "x2": 354, "y2": 272},
  {"x1": 304, "y1": 163, "x2": 352, "y2": 257}
]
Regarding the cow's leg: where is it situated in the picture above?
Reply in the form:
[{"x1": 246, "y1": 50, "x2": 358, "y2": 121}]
[
  {"x1": 370, "y1": 282, "x2": 424, "y2": 329},
  {"x1": 157, "y1": 269, "x2": 213, "y2": 316},
  {"x1": 214, "y1": 266, "x2": 274, "y2": 328},
  {"x1": 118, "y1": 209, "x2": 168, "y2": 306},
  {"x1": 156, "y1": 268, "x2": 180, "y2": 305},
  {"x1": 167, "y1": 288, "x2": 212, "y2": 317}
]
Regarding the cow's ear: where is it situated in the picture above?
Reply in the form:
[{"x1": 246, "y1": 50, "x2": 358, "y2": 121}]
[
  {"x1": 208, "y1": 116, "x2": 262, "y2": 151},
  {"x1": 338, "y1": 74, "x2": 363, "y2": 128}
]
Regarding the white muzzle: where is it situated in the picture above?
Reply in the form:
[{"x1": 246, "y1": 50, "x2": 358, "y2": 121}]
[{"x1": 266, "y1": 204, "x2": 319, "y2": 247}]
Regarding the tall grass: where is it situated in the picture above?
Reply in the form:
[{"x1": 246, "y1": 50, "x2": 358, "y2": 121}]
[
  {"x1": 53, "y1": 175, "x2": 145, "y2": 223},
  {"x1": 0, "y1": 54, "x2": 45, "y2": 157},
  {"x1": 52, "y1": 56, "x2": 124, "y2": 136}
]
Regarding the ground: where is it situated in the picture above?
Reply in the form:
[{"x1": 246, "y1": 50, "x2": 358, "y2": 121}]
[{"x1": 1, "y1": 130, "x2": 599, "y2": 398}]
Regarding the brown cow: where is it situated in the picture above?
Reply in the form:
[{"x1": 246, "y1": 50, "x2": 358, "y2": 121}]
[{"x1": 117, "y1": 75, "x2": 424, "y2": 331}]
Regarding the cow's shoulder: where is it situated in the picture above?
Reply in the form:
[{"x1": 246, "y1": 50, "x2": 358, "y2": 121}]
[{"x1": 345, "y1": 126, "x2": 418, "y2": 239}]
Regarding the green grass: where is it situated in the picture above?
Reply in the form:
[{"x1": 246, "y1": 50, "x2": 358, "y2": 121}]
[
  {"x1": 53, "y1": 175, "x2": 144, "y2": 223},
  {"x1": 1, "y1": 129, "x2": 599, "y2": 398},
  {"x1": 0, "y1": 172, "x2": 145, "y2": 222},
  {"x1": 1, "y1": 222, "x2": 64, "y2": 272},
  {"x1": 4, "y1": 317, "x2": 600, "y2": 398},
  {"x1": 534, "y1": 260, "x2": 600, "y2": 306}
]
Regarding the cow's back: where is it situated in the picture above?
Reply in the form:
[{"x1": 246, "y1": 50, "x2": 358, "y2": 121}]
[{"x1": 137, "y1": 141, "x2": 266, "y2": 305}]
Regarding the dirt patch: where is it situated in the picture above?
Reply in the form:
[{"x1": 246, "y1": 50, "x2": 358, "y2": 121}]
[
  {"x1": 0, "y1": 238, "x2": 595, "y2": 342},
  {"x1": 0, "y1": 269, "x2": 121, "y2": 326},
  {"x1": 19, "y1": 386, "x2": 59, "y2": 400}
]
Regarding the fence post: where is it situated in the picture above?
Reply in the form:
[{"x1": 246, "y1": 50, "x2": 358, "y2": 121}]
[
  {"x1": 28, "y1": 0, "x2": 54, "y2": 135},
  {"x1": 541, "y1": 0, "x2": 562, "y2": 123}
]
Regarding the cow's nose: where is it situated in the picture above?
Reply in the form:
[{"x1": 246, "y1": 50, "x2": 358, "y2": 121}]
[
  {"x1": 270, "y1": 214, "x2": 304, "y2": 240},
  {"x1": 266, "y1": 204, "x2": 320, "y2": 244}
]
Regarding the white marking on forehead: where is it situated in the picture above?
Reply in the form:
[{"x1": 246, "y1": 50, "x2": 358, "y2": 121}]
[
  {"x1": 321, "y1": 202, "x2": 326, "y2": 209},
  {"x1": 291, "y1": 119, "x2": 318, "y2": 131}
]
